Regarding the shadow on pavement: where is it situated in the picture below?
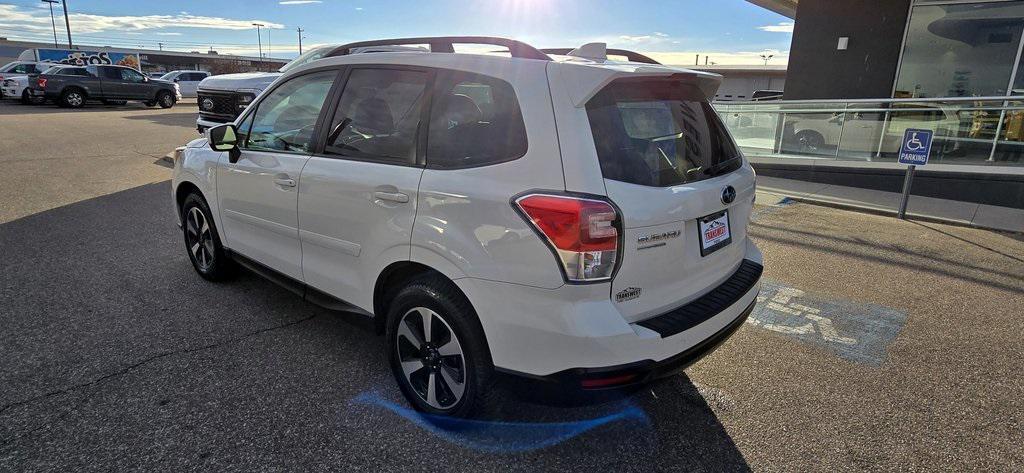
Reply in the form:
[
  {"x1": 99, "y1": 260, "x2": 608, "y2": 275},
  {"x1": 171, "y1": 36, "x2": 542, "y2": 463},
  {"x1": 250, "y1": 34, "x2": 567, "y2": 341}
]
[{"x1": 0, "y1": 182, "x2": 750, "y2": 471}]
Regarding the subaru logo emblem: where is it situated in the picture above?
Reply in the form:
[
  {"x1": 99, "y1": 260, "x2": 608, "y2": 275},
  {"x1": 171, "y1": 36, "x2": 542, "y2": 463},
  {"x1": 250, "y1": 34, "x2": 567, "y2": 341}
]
[
  {"x1": 721, "y1": 186, "x2": 736, "y2": 204},
  {"x1": 201, "y1": 98, "x2": 214, "y2": 111}
]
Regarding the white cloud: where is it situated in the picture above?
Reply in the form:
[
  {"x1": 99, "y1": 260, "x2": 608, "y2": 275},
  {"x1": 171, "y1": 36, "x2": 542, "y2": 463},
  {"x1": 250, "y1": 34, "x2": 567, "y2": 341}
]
[
  {"x1": 654, "y1": 32, "x2": 669, "y2": 37},
  {"x1": 758, "y1": 22, "x2": 794, "y2": 33},
  {"x1": 155, "y1": 32, "x2": 182, "y2": 36},
  {"x1": 0, "y1": 4, "x2": 283, "y2": 35},
  {"x1": 279, "y1": 0, "x2": 323, "y2": 4},
  {"x1": 355, "y1": 7, "x2": 364, "y2": 11}
]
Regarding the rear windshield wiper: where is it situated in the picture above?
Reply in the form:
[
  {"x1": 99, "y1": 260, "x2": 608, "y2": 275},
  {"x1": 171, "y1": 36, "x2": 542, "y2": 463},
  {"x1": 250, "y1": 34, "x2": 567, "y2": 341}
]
[{"x1": 705, "y1": 156, "x2": 742, "y2": 176}]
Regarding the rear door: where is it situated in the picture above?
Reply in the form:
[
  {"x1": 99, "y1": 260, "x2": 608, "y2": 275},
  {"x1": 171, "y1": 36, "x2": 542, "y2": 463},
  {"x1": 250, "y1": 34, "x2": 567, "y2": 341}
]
[
  {"x1": 96, "y1": 66, "x2": 127, "y2": 98},
  {"x1": 582, "y1": 78, "x2": 756, "y2": 322},
  {"x1": 297, "y1": 66, "x2": 432, "y2": 307}
]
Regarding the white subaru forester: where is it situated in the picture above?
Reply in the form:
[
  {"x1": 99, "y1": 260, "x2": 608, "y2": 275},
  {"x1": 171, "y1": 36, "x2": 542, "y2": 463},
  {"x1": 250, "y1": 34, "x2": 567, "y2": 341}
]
[{"x1": 170, "y1": 37, "x2": 763, "y2": 417}]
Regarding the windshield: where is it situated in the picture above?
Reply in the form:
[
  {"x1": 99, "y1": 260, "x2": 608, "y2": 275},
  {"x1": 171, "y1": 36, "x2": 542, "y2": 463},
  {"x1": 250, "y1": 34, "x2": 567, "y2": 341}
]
[
  {"x1": 586, "y1": 79, "x2": 741, "y2": 187},
  {"x1": 278, "y1": 45, "x2": 335, "y2": 73},
  {"x1": 158, "y1": 72, "x2": 175, "y2": 80}
]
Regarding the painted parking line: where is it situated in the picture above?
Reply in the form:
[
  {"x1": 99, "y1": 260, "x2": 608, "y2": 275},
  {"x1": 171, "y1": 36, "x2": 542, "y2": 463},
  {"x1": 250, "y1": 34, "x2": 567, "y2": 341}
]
[{"x1": 747, "y1": 279, "x2": 907, "y2": 366}]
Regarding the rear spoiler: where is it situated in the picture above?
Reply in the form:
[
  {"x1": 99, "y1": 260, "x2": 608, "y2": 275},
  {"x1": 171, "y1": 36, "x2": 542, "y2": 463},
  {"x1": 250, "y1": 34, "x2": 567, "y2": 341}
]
[{"x1": 551, "y1": 62, "x2": 724, "y2": 107}]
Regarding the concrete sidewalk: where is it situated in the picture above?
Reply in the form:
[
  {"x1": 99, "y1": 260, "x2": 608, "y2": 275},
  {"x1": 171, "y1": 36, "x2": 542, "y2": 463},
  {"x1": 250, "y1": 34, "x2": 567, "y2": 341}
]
[{"x1": 756, "y1": 176, "x2": 1024, "y2": 233}]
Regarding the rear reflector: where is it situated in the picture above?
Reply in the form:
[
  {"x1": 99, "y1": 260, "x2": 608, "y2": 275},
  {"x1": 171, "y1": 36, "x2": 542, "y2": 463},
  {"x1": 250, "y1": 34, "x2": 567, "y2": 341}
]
[
  {"x1": 580, "y1": 373, "x2": 637, "y2": 389},
  {"x1": 515, "y1": 194, "x2": 619, "y2": 282}
]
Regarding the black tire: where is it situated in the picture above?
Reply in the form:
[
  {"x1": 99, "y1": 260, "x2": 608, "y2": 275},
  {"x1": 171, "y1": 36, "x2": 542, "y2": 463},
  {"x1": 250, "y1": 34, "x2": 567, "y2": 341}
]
[
  {"x1": 157, "y1": 91, "x2": 175, "y2": 109},
  {"x1": 181, "y1": 193, "x2": 236, "y2": 281},
  {"x1": 20, "y1": 89, "x2": 31, "y2": 105},
  {"x1": 60, "y1": 88, "x2": 85, "y2": 108},
  {"x1": 386, "y1": 275, "x2": 496, "y2": 418},
  {"x1": 143, "y1": 100, "x2": 156, "y2": 107}
]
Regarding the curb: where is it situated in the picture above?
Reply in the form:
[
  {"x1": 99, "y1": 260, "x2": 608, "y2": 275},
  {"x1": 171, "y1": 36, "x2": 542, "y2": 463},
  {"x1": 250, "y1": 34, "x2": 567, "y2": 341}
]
[{"x1": 781, "y1": 194, "x2": 1021, "y2": 235}]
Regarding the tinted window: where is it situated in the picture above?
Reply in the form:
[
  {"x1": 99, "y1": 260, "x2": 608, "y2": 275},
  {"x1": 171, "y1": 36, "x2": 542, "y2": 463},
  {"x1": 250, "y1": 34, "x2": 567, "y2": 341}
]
[
  {"x1": 120, "y1": 68, "x2": 144, "y2": 82},
  {"x1": 243, "y1": 70, "x2": 336, "y2": 153},
  {"x1": 324, "y1": 68, "x2": 429, "y2": 164},
  {"x1": 190, "y1": 73, "x2": 208, "y2": 81},
  {"x1": 10, "y1": 64, "x2": 35, "y2": 74},
  {"x1": 98, "y1": 67, "x2": 121, "y2": 80},
  {"x1": 426, "y1": 71, "x2": 527, "y2": 169},
  {"x1": 586, "y1": 79, "x2": 741, "y2": 187}
]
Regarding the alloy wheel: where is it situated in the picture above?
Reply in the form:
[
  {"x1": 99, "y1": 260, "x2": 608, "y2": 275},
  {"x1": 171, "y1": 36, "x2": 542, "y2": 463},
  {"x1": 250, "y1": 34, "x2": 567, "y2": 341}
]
[
  {"x1": 185, "y1": 207, "x2": 215, "y2": 271},
  {"x1": 67, "y1": 92, "x2": 82, "y2": 107},
  {"x1": 395, "y1": 307, "x2": 467, "y2": 410}
]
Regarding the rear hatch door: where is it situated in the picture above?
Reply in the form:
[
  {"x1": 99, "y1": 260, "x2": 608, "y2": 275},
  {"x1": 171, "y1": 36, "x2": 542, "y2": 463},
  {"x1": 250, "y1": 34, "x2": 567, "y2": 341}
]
[{"x1": 585, "y1": 78, "x2": 755, "y2": 322}]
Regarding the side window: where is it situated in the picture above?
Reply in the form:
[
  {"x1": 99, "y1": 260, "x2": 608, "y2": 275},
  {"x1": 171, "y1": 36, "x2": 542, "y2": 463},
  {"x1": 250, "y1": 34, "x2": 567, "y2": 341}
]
[
  {"x1": 86, "y1": 65, "x2": 99, "y2": 77},
  {"x1": 120, "y1": 68, "x2": 144, "y2": 82},
  {"x1": 99, "y1": 67, "x2": 121, "y2": 80},
  {"x1": 427, "y1": 71, "x2": 527, "y2": 168},
  {"x1": 324, "y1": 68, "x2": 429, "y2": 164},
  {"x1": 243, "y1": 70, "x2": 337, "y2": 153},
  {"x1": 12, "y1": 64, "x2": 32, "y2": 74}
]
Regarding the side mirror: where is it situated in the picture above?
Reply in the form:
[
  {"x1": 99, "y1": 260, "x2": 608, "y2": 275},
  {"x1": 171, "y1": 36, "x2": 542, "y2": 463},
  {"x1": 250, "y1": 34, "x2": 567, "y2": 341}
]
[{"x1": 207, "y1": 124, "x2": 241, "y2": 163}]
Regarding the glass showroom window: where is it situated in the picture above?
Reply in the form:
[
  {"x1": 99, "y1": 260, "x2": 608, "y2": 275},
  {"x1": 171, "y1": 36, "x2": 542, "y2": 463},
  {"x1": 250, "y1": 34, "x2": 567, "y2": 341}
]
[{"x1": 895, "y1": 1, "x2": 1024, "y2": 98}]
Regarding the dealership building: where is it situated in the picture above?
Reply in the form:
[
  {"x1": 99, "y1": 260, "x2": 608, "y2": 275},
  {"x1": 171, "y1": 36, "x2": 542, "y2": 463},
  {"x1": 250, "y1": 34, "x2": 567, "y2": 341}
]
[
  {"x1": 0, "y1": 39, "x2": 285, "y2": 75},
  {"x1": 734, "y1": 0, "x2": 1024, "y2": 208}
]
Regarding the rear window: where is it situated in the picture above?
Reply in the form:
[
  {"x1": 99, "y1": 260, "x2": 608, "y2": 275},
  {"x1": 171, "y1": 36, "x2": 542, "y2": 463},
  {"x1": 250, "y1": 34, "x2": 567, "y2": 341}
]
[
  {"x1": 586, "y1": 79, "x2": 741, "y2": 187},
  {"x1": 426, "y1": 70, "x2": 527, "y2": 169}
]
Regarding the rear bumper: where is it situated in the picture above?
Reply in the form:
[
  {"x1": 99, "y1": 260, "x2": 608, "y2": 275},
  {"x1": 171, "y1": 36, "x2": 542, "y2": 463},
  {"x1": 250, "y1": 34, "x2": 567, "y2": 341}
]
[
  {"x1": 455, "y1": 238, "x2": 763, "y2": 380},
  {"x1": 503, "y1": 298, "x2": 756, "y2": 389}
]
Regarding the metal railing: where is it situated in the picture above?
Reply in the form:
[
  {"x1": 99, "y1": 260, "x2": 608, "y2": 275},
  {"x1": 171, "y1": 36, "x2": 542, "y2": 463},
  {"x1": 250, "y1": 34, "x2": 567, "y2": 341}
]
[{"x1": 714, "y1": 96, "x2": 1024, "y2": 167}]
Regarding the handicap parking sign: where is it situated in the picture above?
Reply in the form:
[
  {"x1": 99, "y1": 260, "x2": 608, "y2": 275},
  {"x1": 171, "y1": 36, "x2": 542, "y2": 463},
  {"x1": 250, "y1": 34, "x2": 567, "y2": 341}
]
[{"x1": 898, "y1": 128, "x2": 933, "y2": 166}]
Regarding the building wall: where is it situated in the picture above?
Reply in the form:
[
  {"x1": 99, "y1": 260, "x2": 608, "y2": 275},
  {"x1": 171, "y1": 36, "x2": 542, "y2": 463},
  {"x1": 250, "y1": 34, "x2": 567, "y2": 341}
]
[{"x1": 784, "y1": 0, "x2": 912, "y2": 100}]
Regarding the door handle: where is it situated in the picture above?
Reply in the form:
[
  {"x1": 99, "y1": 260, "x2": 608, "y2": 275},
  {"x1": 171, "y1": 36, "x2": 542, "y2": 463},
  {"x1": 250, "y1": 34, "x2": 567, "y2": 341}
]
[
  {"x1": 373, "y1": 191, "x2": 409, "y2": 203},
  {"x1": 274, "y1": 178, "x2": 296, "y2": 187}
]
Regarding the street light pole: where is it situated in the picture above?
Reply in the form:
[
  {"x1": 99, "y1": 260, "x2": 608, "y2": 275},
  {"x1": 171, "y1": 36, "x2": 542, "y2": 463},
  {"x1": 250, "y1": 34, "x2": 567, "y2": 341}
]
[
  {"x1": 297, "y1": 27, "x2": 304, "y2": 55},
  {"x1": 252, "y1": 23, "x2": 264, "y2": 70},
  {"x1": 41, "y1": 0, "x2": 60, "y2": 48},
  {"x1": 61, "y1": 0, "x2": 73, "y2": 49}
]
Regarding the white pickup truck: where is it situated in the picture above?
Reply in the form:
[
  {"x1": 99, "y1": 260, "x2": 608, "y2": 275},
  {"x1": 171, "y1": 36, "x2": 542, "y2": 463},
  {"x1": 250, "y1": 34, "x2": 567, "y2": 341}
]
[
  {"x1": 194, "y1": 44, "x2": 428, "y2": 132},
  {"x1": 195, "y1": 45, "x2": 336, "y2": 133}
]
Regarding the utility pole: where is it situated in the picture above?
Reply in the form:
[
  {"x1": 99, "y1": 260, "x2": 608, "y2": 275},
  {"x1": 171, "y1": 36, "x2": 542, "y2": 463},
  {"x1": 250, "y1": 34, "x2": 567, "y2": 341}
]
[
  {"x1": 158, "y1": 42, "x2": 163, "y2": 51},
  {"x1": 252, "y1": 23, "x2": 264, "y2": 70},
  {"x1": 297, "y1": 27, "x2": 304, "y2": 55},
  {"x1": 41, "y1": 0, "x2": 60, "y2": 48},
  {"x1": 267, "y1": 28, "x2": 271, "y2": 61},
  {"x1": 61, "y1": 0, "x2": 73, "y2": 48}
]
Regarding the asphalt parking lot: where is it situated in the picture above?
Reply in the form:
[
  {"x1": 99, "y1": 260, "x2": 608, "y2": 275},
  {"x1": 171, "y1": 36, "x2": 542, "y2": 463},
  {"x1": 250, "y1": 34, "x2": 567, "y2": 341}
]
[{"x1": 1, "y1": 99, "x2": 1022, "y2": 471}]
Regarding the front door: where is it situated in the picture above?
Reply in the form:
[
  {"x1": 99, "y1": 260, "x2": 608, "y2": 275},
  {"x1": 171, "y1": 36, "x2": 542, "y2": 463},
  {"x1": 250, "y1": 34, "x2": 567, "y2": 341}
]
[
  {"x1": 216, "y1": 69, "x2": 339, "y2": 280},
  {"x1": 298, "y1": 67, "x2": 432, "y2": 306}
]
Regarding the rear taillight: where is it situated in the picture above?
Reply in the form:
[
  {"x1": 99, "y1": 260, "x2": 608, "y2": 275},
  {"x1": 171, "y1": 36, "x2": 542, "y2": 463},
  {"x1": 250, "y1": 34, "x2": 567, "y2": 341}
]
[
  {"x1": 37, "y1": 78, "x2": 46, "y2": 88},
  {"x1": 514, "y1": 193, "x2": 619, "y2": 282}
]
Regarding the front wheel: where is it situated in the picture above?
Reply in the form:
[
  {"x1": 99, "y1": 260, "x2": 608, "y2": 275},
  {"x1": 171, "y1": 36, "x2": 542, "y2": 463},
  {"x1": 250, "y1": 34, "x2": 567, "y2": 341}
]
[
  {"x1": 386, "y1": 276, "x2": 496, "y2": 418},
  {"x1": 181, "y1": 193, "x2": 235, "y2": 281},
  {"x1": 157, "y1": 91, "x2": 175, "y2": 109}
]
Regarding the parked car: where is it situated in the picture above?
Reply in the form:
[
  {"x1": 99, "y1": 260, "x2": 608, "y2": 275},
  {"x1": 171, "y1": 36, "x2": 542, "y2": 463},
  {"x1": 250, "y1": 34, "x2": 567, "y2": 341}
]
[
  {"x1": 159, "y1": 70, "x2": 210, "y2": 98},
  {"x1": 147, "y1": 72, "x2": 167, "y2": 79},
  {"x1": 28, "y1": 64, "x2": 181, "y2": 108},
  {"x1": 172, "y1": 37, "x2": 761, "y2": 418},
  {"x1": 0, "y1": 61, "x2": 50, "y2": 99},
  {"x1": 194, "y1": 44, "x2": 425, "y2": 132}
]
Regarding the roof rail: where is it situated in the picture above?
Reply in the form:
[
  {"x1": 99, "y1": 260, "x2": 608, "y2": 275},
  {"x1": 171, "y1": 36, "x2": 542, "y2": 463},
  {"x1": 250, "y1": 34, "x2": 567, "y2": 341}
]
[
  {"x1": 326, "y1": 36, "x2": 552, "y2": 61},
  {"x1": 540, "y1": 47, "x2": 661, "y2": 65}
]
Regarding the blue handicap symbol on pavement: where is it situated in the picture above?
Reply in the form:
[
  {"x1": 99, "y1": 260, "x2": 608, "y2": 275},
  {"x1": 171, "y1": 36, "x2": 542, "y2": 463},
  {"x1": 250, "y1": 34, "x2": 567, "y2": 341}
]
[{"x1": 898, "y1": 128, "x2": 933, "y2": 166}]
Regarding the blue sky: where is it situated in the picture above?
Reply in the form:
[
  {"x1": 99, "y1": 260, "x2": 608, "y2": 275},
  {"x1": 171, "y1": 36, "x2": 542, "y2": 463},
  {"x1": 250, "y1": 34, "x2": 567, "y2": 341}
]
[{"x1": 0, "y1": 0, "x2": 793, "y2": 65}]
